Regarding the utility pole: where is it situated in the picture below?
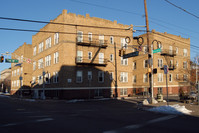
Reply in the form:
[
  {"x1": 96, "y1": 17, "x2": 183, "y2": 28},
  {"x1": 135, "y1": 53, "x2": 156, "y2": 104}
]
[
  {"x1": 144, "y1": 0, "x2": 154, "y2": 103},
  {"x1": 196, "y1": 56, "x2": 199, "y2": 105},
  {"x1": 114, "y1": 42, "x2": 118, "y2": 98}
]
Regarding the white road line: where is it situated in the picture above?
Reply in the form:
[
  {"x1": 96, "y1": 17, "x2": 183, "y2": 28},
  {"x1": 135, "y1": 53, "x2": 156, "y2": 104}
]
[{"x1": 103, "y1": 115, "x2": 177, "y2": 133}]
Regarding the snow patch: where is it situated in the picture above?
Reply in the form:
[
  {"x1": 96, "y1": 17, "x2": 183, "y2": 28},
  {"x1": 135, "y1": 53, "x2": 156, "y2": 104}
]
[
  {"x1": 143, "y1": 99, "x2": 149, "y2": 105},
  {"x1": 0, "y1": 95, "x2": 10, "y2": 98},
  {"x1": 67, "y1": 99, "x2": 85, "y2": 103},
  {"x1": 148, "y1": 104, "x2": 192, "y2": 115},
  {"x1": 23, "y1": 99, "x2": 36, "y2": 102}
]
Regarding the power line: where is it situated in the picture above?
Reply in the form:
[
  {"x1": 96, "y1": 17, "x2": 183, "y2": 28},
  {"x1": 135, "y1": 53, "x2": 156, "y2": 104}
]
[
  {"x1": 164, "y1": 0, "x2": 199, "y2": 20},
  {"x1": 0, "y1": 16, "x2": 129, "y2": 31}
]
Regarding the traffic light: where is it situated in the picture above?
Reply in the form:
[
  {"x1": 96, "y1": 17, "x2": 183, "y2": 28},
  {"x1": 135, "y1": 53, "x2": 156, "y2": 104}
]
[
  {"x1": 0, "y1": 56, "x2": 4, "y2": 63},
  {"x1": 119, "y1": 49, "x2": 125, "y2": 57}
]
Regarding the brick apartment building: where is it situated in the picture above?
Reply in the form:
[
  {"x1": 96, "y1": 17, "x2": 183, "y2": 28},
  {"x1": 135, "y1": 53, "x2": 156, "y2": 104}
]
[
  {"x1": 134, "y1": 30, "x2": 190, "y2": 96},
  {"x1": 10, "y1": 42, "x2": 32, "y2": 95},
  {"x1": 31, "y1": 10, "x2": 134, "y2": 99},
  {"x1": 10, "y1": 10, "x2": 191, "y2": 99}
]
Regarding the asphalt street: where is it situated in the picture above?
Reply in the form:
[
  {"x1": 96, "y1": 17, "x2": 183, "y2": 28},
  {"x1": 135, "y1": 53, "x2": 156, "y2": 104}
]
[{"x1": 0, "y1": 96, "x2": 199, "y2": 133}]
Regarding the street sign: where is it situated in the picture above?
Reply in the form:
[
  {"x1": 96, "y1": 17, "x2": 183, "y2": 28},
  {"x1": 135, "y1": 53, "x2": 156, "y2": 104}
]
[
  {"x1": 5, "y1": 59, "x2": 19, "y2": 63},
  {"x1": 164, "y1": 65, "x2": 169, "y2": 74},
  {"x1": 153, "y1": 48, "x2": 161, "y2": 53},
  {"x1": 123, "y1": 51, "x2": 139, "y2": 59}
]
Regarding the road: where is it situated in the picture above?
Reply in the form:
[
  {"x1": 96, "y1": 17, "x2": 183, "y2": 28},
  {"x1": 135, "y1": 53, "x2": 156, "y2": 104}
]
[{"x1": 0, "y1": 96, "x2": 199, "y2": 133}]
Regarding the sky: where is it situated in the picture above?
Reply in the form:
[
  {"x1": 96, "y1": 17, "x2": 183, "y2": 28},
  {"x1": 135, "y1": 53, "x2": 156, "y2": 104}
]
[{"x1": 0, "y1": 0, "x2": 199, "y2": 73}]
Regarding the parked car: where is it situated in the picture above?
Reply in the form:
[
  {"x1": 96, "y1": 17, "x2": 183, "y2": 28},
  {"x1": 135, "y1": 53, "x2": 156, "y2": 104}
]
[{"x1": 189, "y1": 91, "x2": 197, "y2": 99}]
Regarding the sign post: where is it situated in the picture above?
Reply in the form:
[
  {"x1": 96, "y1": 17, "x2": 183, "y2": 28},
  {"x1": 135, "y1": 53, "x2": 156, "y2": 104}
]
[
  {"x1": 153, "y1": 48, "x2": 161, "y2": 54},
  {"x1": 164, "y1": 65, "x2": 169, "y2": 105},
  {"x1": 5, "y1": 59, "x2": 19, "y2": 63}
]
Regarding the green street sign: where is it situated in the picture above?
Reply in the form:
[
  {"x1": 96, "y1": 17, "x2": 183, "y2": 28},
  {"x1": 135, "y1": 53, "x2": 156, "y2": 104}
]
[
  {"x1": 5, "y1": 59, "x2": 19, "y2": 63},
  {"x1": 153, "y1": 48, "x2": 161, "y2": 53}
]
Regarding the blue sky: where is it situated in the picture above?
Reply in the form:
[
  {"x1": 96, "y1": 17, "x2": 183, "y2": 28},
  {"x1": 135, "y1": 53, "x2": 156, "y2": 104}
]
[{"x1": 0, "y1": 0, "x2": 199, "y2": 73}]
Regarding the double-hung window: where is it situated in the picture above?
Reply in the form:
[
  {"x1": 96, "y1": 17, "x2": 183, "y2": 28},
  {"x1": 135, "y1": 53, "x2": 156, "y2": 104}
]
[
  {"x1": 54, "y1": 52, "x2": 59, "y2": 64},
  {"x1": 98, "y1": 71, "x2": 104, "y2": 83},
  {"x1": 77, "y1": 31, "x2": 83, "y2": 42},
  {"x1": 53, "y1": 72, "x2": 59, "y2": 83},
  {"x1": 38, "y1": 42, "x2": 43, "y2": 53},
  {"x1": 76, "y1": 71, "x2": 83, "y2": 83},
  {"x1": 158, "y1": 59, "x2": 163, "y2": 68},
  {"x1": 46, "y1": 37, "x2": 51, "y2": 49},
  {"x1": 120, "y1": 72, "x2": 128, "y2": 83},
  {"x1": 158, "y1": 73, "x2": 163, "y2": 82},
  {"x1": 54, "y1": 33, "x2": 59, "y2": 45},
  {"x1": 121, "y1": 57, "x2": 128, "y2": 65},
  {"x1": 45, "y1": 55, "x2": 51, "y2": 67}
]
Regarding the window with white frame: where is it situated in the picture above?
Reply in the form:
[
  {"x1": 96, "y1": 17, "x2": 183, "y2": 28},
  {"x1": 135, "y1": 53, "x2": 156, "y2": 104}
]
[
  {"x1": 53, "y1": 71, "x2": 59, "y2": 83},
  {"x1": 158, "y1": 59, "x2": 163, "y2": 68},
  {"x1": 183, "y1": 49, "x2": 187, "y2": 57},
  {"x1": 99, "y1": 35, "x2": 104, "y2": 45},
  {"x1": 169, "y1": 46, "x2": 173, "y2": 55},
  {"x1": 38, "y1": 58, "x2": 43, "y2": 69},
  {"x1": 45, "y1": 55, "x2": 51, "y2": 67},
  {"x1": 121, "y1": 38, "x2": 127, "y2": 49},
  {"x1": 176, "y1": 47, "x2": 178, "y2": 55},
  {"x1": 110, "y1": 72, "x2": 114, "y2": 80},
  {"x1": 88, "y1": 32, "x2": 92, "y2": 42},
  {"x1": 32, "y1": 76, "x2": 36, "y2": 84},
  {"x1": 110, "y1": 36, "x2": 114, "y2": 44},
  {"x1": 158, "y1": 73, "x2": 163, "y2": 82},
  {"x1": 158, "y1": 88, "x2": 163, "y2": 94},
  {"x1": 121, "y1": 57, "x2": 128, "y2": 65},
  {"x1": 38, "y1": 42, "x2": 44, "y2": 53},
  {"x1": 88, "y1": 71, "x2": 92, "y2": 81},
  {"x1": 76, "y1": 71, "x2": 83, "y2": 83},
  {"x1": 33, "y1": 61, "x2": 36, "y2": 70},
  {"x1": 133, "y1": 61, "x2": 136, "y2": 70},
  {"x1": 20, "y1": 67, "x2": 23, "y2": 74},
  {"x1": 77, "y1": 51, "x2": 83, "y2": 63},
  {"x1": 17, "y1": 69, "x2": 19, "y2": 75},
  {"x1": 54, "y1": 52, "x2": 59, "y2": 64},
  {"x1": 120, "y1": 88, "x2": 127, "y2": 96},
  {"x1": 88, "y1": 52, "x2": 92, "y2": 60},
  {"x1": 120, "y1": 72, "x2": 128, "y2": 83},
  {"x1": 133, "y1": 75, "x2": 136, "y2": 83},
  {"x1": 99, "y1": 53, "x2": 104, "y2": 64},
  {"x1": 144, "y1": 60, "x2": 148, "y2": 68},
  {"x1": 14, "y1": 81, "x2": 16, "y2": 87},
  {"x1": 14, "y1": 70, "x2": 16, "y2": 76},
  {"x1": 46, "y1": 37, "x2": 51, "y2": 49},
  {"x1": 157, "y1": 42, "x2": 162, "y2": 49},
  {"x1": 54, "y1": 33, "x2": 59, "y2": 45},
  {"x1": 33, "y1": 46, "x2": 37, "y2": 56},
  {"x1": 77, "y1": 31, "x2": 83, "y2": 42},
  {"x1": 143, "y1": 46, "x2": 147, "y2": 54},
  {"x1": 169, "y1": 74, "x2": 172, "y2": 82},
  {"x1": 17, "y1": 80, "x2": 19, "y2": 87},
  {"x1": 143, "y1": 74, "x2": 148, "y2": 83},
  {"x1": 183, "y1": 74, "x2": 188, "y2": 81},
  {"x1": 45, "y1": 73, "x2": 51, "y2": 84},
  {"x1": 98, "y1": 71, "x2": 104, "y2": 83},
  {"x1": 38, "y1": 75, "x2": 43, "y2": 85},
  {"x1": 110, "y1": 54, "x2": 114, "y2": 62},
  {"x1": 183, "y1": 61, "x2": 187, "y2": 69}
]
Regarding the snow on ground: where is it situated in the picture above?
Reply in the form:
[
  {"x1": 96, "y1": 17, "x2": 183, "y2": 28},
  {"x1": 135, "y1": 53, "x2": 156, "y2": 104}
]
[
  {"x1": 0, "y1": 94, "x2": 10, "y2": 98},
  {"x1": 147, "y1": 104, "x2": 192, "y2": 115}
]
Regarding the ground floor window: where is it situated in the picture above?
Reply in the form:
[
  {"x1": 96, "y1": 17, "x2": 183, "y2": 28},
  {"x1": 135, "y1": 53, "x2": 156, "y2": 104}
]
[
  {"x1": 120, "y1": 88, "x2": 127, "y2": 96},
  {"x1": 94, "y1": 89, "x2": 103, "y2": 97},
  {"x1": 158, "y1": 87, "x2": 163, "y2": 94}
]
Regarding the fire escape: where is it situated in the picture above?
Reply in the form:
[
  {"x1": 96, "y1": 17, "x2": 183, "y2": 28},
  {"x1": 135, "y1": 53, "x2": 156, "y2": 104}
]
[{"x1": 160, "y1": 48, "x2": 176, "y2": 70}]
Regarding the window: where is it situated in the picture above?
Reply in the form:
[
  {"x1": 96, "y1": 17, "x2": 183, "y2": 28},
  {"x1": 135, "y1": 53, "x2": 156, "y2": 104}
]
[
  {"x1": 183, "y1": 74, "x2": 187, "y2": 81},
  {"x1": 120, "y1": 88, "x2": 127, "y2": 96},
  {"x1": 33, "y1": 62, "x2": 36, "y2": 70},
  {"x1": 143, "y1": 74, "x2": 148, "y2": 83},
  {"x1": 14, "y1": 81, "x2": 16, "y2": 87},
  {"x1": 14, "y1": 70, "x2": 16, "y2": 76},
  {"x1": 54, "y1": 52, "x2": 59, "y2": 64},
  {"x1": 99, "y1": 53, "x2": 104, "y2": 64},
  {"x1": 53, "y1": 72, "x2": 59, "y2": 83},
  {"x1": 12, "y1": 71, "x2": 13, "y2": 77},
  {"x1": 110, "y1": 72, "x2": 114, "y2": 80},
  {"x1": 121, "y1": 57, "x2": 128, "y2": 65},
  {"x1": 143, "y1": 46, "x2": 147, "y2": 54},
  {"x1": 45, "y1": 55, "x2": 51, "y2": 67},
  {"x1": 45, "y1": 73, "x2": 51, "y2": 84},
  {"x1": 169, "y1": 60, "x2": 173, "y2": 68},
  {"x1": 176, "y1": 47, "x2": 178, "y2": 55},
  {"x1": 46, "y1": 37, "x2": 51, "y2": 49},
  {"x1": 33, "y1": 46, "x2": 37, "y2": 56},
  {"x1": 169, "y1": 74, "x2": 172, "y2": 82},
  {"x1": 38, "y1": 75, "x2": 43, "y2": 85},
  {"x1": 183, "y1": 49, "x2": 187, "y2": 56},
  {"x1": 183, "y1": 61, "x2": 187, "y2": 69},
  {"x1": 76, "y1": 71, "x2": 83, "y2": 83},
  {"x1": 77, "y1": 51, "x2": 83, "y2": 63},
  {"x1": 99, "y1": 35, "x2": 104, "y2": 45},
  {"x1": 158, "y1": 73, "x2": 163, "y2": 82},
  {"x1": 169, "y1": 46, "x2": 173, "y2": 55},
  {"x1": 21, "y1": 55, "x2": 23, "y2": 63},
  {"x1": 11, "y1": 81, "x2": 13, "y2": 87},
  {"x1": 120, "y1": 72, "x2": 128, "y2": 83},
  {"x1": 77, "y1": 31, "x2": 83, "y2": 42},
  {"x1": 157, "y1": 42, "x2": 162, "y2": 49},
  {"x1": 20, "y1": 67, "x2": 23, "y2": 74},
  {"x1": 158, "y1": 88, "x2": 163, "y2": 94},
  {"x1": 98, "y1": 71, "x2": 104, "y2": 83},
  {"x1": 17, "y1": 80, "x2": 19, "y2": 87},
  {"x1": 133, "y1": 62, "x2": 136, "y2": 70},
  {"x1": 38, "y1": 58, "x2": 43, "y2": 69},
  {"x1": 32, "y1": 77, "x2": 36, "y2": 84},
  {"x1": 110, "y1": 36, "x2": 114, "y2": 44},
  {"x1": 88, "y1": 71, "x2": 92, "y2": 81},
  {"x1": 54, "y1": 33, "x2": 59, "y2": 45},
  {"x1": 144, "y1": 60, "x2": 148, "y2": 68},
  {"x1": 110, "y1": 54, "x2": 114, "y2": 62},
  {"x1": 88, "y1": 52, "x2": 92, "y2": 60},
  {"x1": 121, "y1": 38, "x2": 127, "y2": 49},
  {"x1": 17, "y1": 69, "x2": 19, "y2": 75},
  {"x1": 38, "y1": 42, "x2": 44, "y2": 53},
  {"x1": 88, "y1": 32, "x2": 92, "y2": 42},
  {"x1": 158, "y1": 59, "x2": 163, "y2": 68},
  {"x1": 133, "y1": 75, "x2": 136, "y2": 83}
]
